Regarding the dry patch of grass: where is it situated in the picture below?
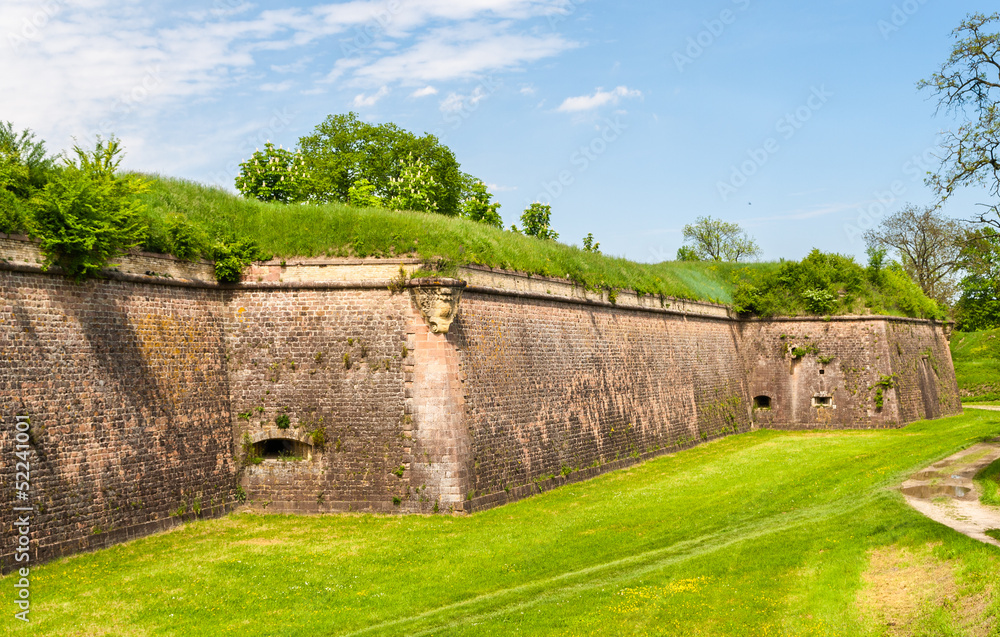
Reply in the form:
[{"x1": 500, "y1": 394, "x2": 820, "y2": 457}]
[{"x1": 858, "y1": 543, "x2": 996, "y2": 636}]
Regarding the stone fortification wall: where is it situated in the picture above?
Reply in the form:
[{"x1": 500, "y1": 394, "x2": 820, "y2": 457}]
[
  {"x1": 0, "y1": 267, "x2": 235, "y2": 570},
  {"x1": 741, "y1": 318, "x2": 960, "y2": 429},
  {"x1": 450, "y1": 293, "x2": 749, "y2": 511},
  {"x1": 226, "y1": 286, "x2": 416, "y2": 514},
  {"x1": 0, "y1": 235, "x2": 962, "y2": 568}
]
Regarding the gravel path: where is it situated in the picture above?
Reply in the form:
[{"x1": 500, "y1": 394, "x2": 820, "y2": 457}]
[
  {"x1": 965, "y1": 405, "x2": 1000, "y2": 411},
  {"x1": 901, "y1": 439, "x2": 1000, "y2": 548}
]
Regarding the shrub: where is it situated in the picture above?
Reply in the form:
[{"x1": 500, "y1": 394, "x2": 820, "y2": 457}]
[
  {"x1": 165, "y1": 214, "x2": 208, "y2": 261},
  {"x1": 30, "y1": 137, "x2": 148, "y2": 280},
  {"x1": 212, "y1": 238, "x2": 268, "y2": 283},
  {"x1": 348, "y1": 178, "x2": 382, "y2": 208},
  {"x1": 275, "y1": 414, "x2": 291, "y2": 429}
]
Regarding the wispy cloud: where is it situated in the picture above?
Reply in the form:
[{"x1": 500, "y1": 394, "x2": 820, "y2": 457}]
[
  {"x1": 557, "y1": 86, "x2": 642, "y2": 112},
  {"x1": 353, "y1": 86, "x2": 390, "y2": 107},
  {"x1": 411, "y1": 85, "x2": 438, "y2": 98}
]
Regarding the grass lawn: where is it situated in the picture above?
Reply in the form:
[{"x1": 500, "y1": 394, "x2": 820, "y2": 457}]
[
  {"x1": 5, "y1": 411, "x2": 1000, "y2": 636},
  {"x1": 951, "y1": 329, "x2": 1000, "y2": 403}
]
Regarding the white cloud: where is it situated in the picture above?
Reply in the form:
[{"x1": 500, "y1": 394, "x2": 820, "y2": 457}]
[
  {"x1": 520, "y1": 85, "x2": 536, "y2": 96},
  {"x1": 347, "y1": 27, "x2": 575, "y2": 85},
  {"x1": 352, "y1": 86, "x2": 390, "y2": 107},
  {"x1": 557, "y1": 86, "x2": 642, "y2": 112},
  {"x1": 439, "y1": 86, "x2": 489, "y2": 113},
  {"x1": 411, "y1": 85, "x2": 438, "y2": 98}
]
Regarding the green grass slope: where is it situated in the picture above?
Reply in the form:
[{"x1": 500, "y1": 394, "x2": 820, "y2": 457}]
[
  {"x1": 951, "y1": 328, "x2": 1000, "y2": 403},
  {"x1": 138, "y1": 176, "x2": 762, "y2": 303},
  {"x1": 6, "y1": 410, "x2": 1000, "y2": 636},
  {"x1": 134, "y1": 176, "x2": 940, "y2": 319}
]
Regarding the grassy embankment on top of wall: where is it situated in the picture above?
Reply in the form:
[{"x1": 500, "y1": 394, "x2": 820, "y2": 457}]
[
  {"x1": 135, "y1": 176, "x2": 943, "y2": 320},
  {"x1": 950, "y1": 328, "x2": 1000, "y2": 404}
]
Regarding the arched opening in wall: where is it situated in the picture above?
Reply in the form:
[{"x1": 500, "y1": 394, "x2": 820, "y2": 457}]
[
  {"x1": 253, "y1": 438, "x2": 310, "y2": 461},
  {"x1": 753, "y1": 395, "x2": 772, "y2": 410}
]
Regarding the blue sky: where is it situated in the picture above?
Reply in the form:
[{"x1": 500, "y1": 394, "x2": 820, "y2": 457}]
[{"x1": 1, "y1": 0, "x2": 992, "y2": 262}]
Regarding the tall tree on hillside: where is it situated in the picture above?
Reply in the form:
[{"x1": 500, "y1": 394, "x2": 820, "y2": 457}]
[
  {"x1": 919, "y1": 12, "x2": 1000, "y2": 229},
  {"x1": 296, "y1": 112, "x2": 465, "y2": 215},
  {"x1": 955, "y1": 227, "x2": 1000, "y2": 330},
  {"x1": 862, "y1": 204, "x2": 966, "y2": 304},
  {"x1": 680, "y1": 216, "x2": 760, "y2": 262}
]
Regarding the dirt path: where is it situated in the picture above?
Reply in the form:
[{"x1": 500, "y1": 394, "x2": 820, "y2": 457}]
[
  {"x1": 965, "y1": 405, "x2": 1000, "y2": 411},
  {"x1": 902, "y1": 436, "x2": 1000, "y2": 548}
]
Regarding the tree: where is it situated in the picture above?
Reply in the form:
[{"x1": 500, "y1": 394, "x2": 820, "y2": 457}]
[
  {"x1": 297, "y1": 112, "x2": 465, "y2": 215},
  {"x1": 383, "y1": 154, "x2": 440, "y2": 213},
  {"x1": 680, "y1": 216, "x2": 760, "y2": 262},
  {"x1": 862, "y1": 204, "x2": 966, "y2": 304},
  {"x1": 460, "y1": 176, "x2": 502, "y2": 228},
  {"x1": 582, "y1": 233, "x2": 600, "y2": 253},
  {"x1": 235, "y1": 142, "x2": 309, "y2": 203},
  {"x1": 955, "y1": 227, "x2": 1000, "y2": 330},
  {"x1": 520, "y1": 203, "x2": 558, "y2": 240},
  {"x1": 919, "y1": 13, "x2": 1000, "y2": 228}
]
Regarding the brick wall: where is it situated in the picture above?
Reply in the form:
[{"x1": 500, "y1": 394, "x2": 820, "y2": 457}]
[
  {"x1": 0, "y1": 269, "x2": 235, "y2": 570},
  {"x1": 450, "y1": 293, "x2": 750, "y2": 511},
  {"x1": 740, "y1": 318, "x2": 960, "y2": 429},
  {"x1": 227, "y1": 287, "x2": 415, "y2": 514}
]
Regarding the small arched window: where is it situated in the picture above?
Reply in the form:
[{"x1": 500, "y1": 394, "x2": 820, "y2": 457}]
[{"x1": 753, "y1": 395, "x2": 772, "y2": 410}]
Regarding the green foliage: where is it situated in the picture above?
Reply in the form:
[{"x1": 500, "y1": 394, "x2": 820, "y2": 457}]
[
  {"x1": 460, "y1": 177, "x2": 502, "y2": 228},
  {"x1": 520, "y1": 202, "x2": 558, "y2": 241},
  {"x1": 384, "y1": 154, "x2": 440, "y2": 213},
  {"x1": 681, "y1": 215, "x2": 761, "y2": 262},
  {"x1": 212, "y1": 238, "x2": 268, "y2": 283},
  {"x1": 730, "y1": 249, "x2": 942, "y2": 319},
  {"x1": 582, "y1": 233, "x2": 600, "y2": 254},
  {"x1": 873, "y1": 374, "x2": 897, "y2": 410},
  {"x1": 30, "y1": 137, "x2": 148, "y2": 280},
  {"x1": 950, "y1": 328, "x2": 1000, "y2": 402},
  {"x1": 165, "y1": 214, "x2": 208, "y2": 261},
  {"x1": 675, "y1": 246, "x2": 700, "y2": 262},
  {"x1": 297, "y1": 112, "x2": 465, "y2": 215},
  {"x1": 865, "y1": 245, "x2": 887, "y2": 286},
  {"x1": 918, "y1": 12, "x2": 1000, "y2": 228},
  {"x1": 0, "y1": 121, "x2": 54, "y2": 201},
  {"x1": 234, "y1": 142, "x2": 309, "y2": 203},
  {"x1": 790, "y1": 344, "x2": 820, "y2": 359},
  {"x1": 801, "y1": 288, "x2": 837, "y2": 314},
  {"x1": 955, "y1": 227, "x2": 1000, "y2": 331},
  {"x1": 347, "y1": 178, "x2": 382, "y2": 209},
  {"x1": 310, "y1": 426, "x2": 326, "y2": 450},
  {"x1": 275, "y1": 414, "x2": 291, "y2": 430}
]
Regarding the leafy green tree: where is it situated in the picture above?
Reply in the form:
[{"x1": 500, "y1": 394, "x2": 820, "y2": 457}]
[
  {"x1": 919, "y1": 13, "x2": 1000, "y2": 229},
  {"x1": 520, "y1": 203, "x2": 558, "y2": 240},
  {"x1": 30, "y1": 137, "x2": 147, "y2": 279},
  {"x1": 862, "y1": 204, "x2": 966, "y2": 304},
  {"x1": 955, "y1": 227, "x2": 1000, "y2": 330},
  {"x1": 297, "y1": 112, "x2": 465, "y2": 215},
  {"x1": 681, "y1": 216, "x2": 761, "y2": 262},
  {"x1": 460, "y1": 177, "x2": 502, "y2": 228},
  {"x1": 582, "y1": 233, "x2": 600, "y2": 253},
  {"x1": 676, "y1": 246, "x2": 700, "y2": 262},
  {"x1": 235, "y1": 142, "x2": 308, "y2": 203},
  {"x1": 384, "y1": 155, "x2": 440, "y2": 213},
  {"x1": 348, "y1": 178, "x2": 382, "y2": 208},
  {"x1": 0, "y1": 122, "x2": 56, "y2": 234}
]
